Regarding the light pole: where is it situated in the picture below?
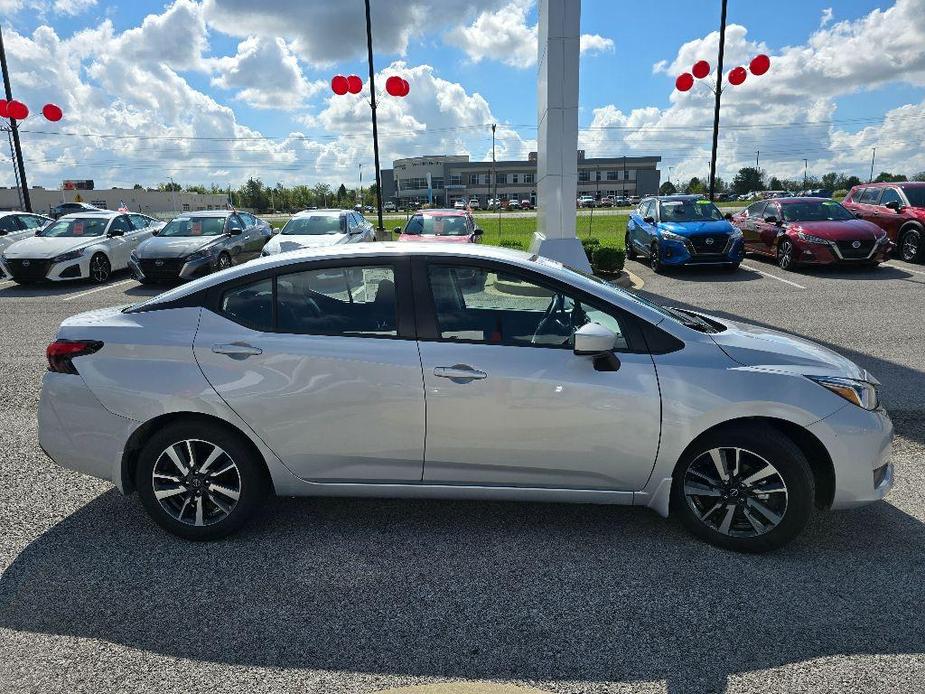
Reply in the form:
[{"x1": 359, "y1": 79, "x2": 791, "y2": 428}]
[
  {"x1": 0, "y1": 26, "x2": 30, "y2": 212},
  {"x1": 364, "y1": 0, "x2": 384, "y2": 235},
  {"x1": 803, "y1": 158, "x2": 808, "y2": 191},
  {"x1": 707, "y1": 0, "x2": 728, "y2": 202},
  {"x1": 358, "y1": 163, "x2": 363, "y2": 209},
  {"x1": 869, "y1": 147, "x2": 877, "y2": 183},
  {"x1": 168, "y1": 176, "x2": 178, "y2": 214}
]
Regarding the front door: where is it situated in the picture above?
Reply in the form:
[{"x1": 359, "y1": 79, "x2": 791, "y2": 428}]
[
  {"x1": 414, "y1": 259, "x2": 661, "y2": 491},
  {"x1": 194, "y1": 259, "x2": 426, "y2": 482}
]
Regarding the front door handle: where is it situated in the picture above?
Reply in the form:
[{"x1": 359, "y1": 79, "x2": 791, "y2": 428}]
[
  {"x1": 434, "y1": 364, "x2": 487, "y2": 382},
  {"x1": 211, "y1": 342, "x2": 263, "y2": 358}
]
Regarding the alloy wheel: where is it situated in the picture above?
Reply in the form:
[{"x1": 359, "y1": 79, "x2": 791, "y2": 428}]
[
  {"x1": 90, "y1": 254, "x2": 111, "y2": 283},
  {"x1": 217, "y1": 253, "x2": 232, "y2": 271},
  {"x1": 651, "y1": 243, "x2": 662, "y2": 272},
  {"x1": 152, "y1": 439, "x2": 242, "y2": 527},
  {"x1": 901, "y1": 230, "x2": 921, "y2": 262},
  {"x1": 683, "y1": 447, "x2": 789, "y2": 538},
  {"x1": 777, "y1": 240, "x2": 794, "y2": 270}
]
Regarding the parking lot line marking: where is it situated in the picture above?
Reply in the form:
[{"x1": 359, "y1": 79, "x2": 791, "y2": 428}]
[
  {"x1": 740, "y1": 264, "x2": 806, "y2": 289},
  {"x1": 885, "y1": 263, "x2": 925, "y2": 276},
  {"x1": 62, "y1": 279, "x2": 135, "y2": 302}
]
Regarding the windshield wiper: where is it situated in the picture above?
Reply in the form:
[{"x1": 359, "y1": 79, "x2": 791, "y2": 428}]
[{"x1": 665, "y1": 307, "x2": 719, "y2": 333}]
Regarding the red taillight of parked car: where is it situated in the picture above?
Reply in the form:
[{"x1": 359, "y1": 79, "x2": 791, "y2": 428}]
[{"x1": 46, "y1": 339, "x2": 103, "y2": 374}]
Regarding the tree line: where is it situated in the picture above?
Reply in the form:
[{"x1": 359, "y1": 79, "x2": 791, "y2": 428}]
[{"x1": 659, "y1": 168, "x2": 925, "y2": 197}]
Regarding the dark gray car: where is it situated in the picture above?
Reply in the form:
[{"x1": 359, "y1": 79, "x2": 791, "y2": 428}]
[{"x1": 128, "y1": 211, "x2": 266, "y2": 283}]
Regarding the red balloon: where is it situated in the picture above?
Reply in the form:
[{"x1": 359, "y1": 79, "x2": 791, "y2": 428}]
[
  {"x1": 675, "y1": 73, "x2": 694, "y2": 92},
  {"x1": 346, "y1": 75, "x2": 362, "y2": 94},
  {"x1": 7, "y1": 100, "x2": 28, "y2": 120},
  {"x1": 385, "y1": 75, "x2": 404, "y2": 97},
  {"x1": 0, "y1": 99, "x2": 7, "y2": 118},
  {"x1": 728, "y1": 66, "x2": 748, "y2": 86},
  {"x1": 750, "y1": 53, "x2": 771, "y2": 76},
  {"x1": 331, "y1": 75, "x2": 349, "y2": 95},
  {"x1": 399, "y1": 78, "x2": 410, "y2": 97},
  {"x1": 42, "y1": 103, "x2": 63, "y2": 122},
  {"x1": 692, "y1": 60, "x2": 710, "y2": 79}
]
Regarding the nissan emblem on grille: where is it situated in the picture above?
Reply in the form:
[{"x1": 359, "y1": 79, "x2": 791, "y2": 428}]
[
  {"x1": 705, "y1": 238, "x2": 715, "y2": 245},
  {"x1": 155, "y1": 260, "x2": 164, "y2": 266},
  {"x1": 22, "y1": 260, "x2": 30, "y2": 266},
  {"x1": 852, "y1": 240, "x2": 861, "y2": 249}
]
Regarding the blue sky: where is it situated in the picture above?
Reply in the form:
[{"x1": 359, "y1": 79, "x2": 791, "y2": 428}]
[{"x1": 2, "y1": 0, "x2": 924, "y2": 188}]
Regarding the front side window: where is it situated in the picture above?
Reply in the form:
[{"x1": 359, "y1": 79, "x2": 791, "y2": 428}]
[
  {"x1": 859, "y1": 188, "x2": 881, "y2": 204},
  {"x1": 744, "y1": 201, "x2": 767, "y2": 218},
  {"x1": 221, "y1": 278, "x2": 273, "y2": 331},
  {"x1": 129, "y1": 214, "x2": 151, "y2": 230},
  {"x1": 900, "y1": 185, "x2": 925, "y2": 208},
  {"x1": 427, "y1": 264, "x2": 627, "y2": 350},
  {"x1": 38, "y1": 217, "x2": 109, "y2": 238},
  {"x1": 109, "y1": 216, "x2": 133, "y2": 233},
  {"x1": 277, "y1": 266, "x2": 396, "y2": 336},
  {"x1": 159, "y1": 216, "x2": 226, "y2": 237}
]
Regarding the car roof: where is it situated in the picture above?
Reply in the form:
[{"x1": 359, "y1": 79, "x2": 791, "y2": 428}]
[
  {"x1": 173, "y1": 210, "x2": 233, "y2": 218},
  {"x1": 773, "y1": 197, "x2": 842, "y2": 204},
  {"x1": 413, "y1": 208, "x2": 469, "y2": 216},
  {"x1": 646, "y1": 195, "x2": 705, "y2": 202},
  {"x1": 58, "y1": 210, "x2": 120, "y2": 219},
  {"x1": 292, "y1": 208, "x2": 344, "y2": 217}
]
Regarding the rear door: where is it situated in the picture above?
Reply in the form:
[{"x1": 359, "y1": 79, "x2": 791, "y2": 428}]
[
  {"x1": 194, "y1": 256, "x2": 426, "y2": 482},
  {"x1": 413, "y1": 257, "x2": 661, "y2": 490},
  {"x1": 105, "y1": 215, "x2": 135, "y2": 267}
]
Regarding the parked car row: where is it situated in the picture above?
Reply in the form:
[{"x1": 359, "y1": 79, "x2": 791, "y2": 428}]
[
  {"x1": 627, "y1": 186, "x2": 925, "y2": 273},
  {"x1": 578, "y1": 195, "x2": 640, "y2": 208}
]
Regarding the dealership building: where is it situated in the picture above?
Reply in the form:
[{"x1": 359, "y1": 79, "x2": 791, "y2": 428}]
[
  {"x1": 380, "y1": 152, "x2": 662, "y2": 207},
  {"x1": 0, "y1": 186, "x2": 229, "y2": 217}
]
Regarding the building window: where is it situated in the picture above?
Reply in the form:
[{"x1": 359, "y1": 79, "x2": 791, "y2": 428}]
[
  {"x1": 469, "y1": 174, "x2": 479, "y2": 185},
  {"x1": 606, "y1": 171, "x2": 618, "y2": 181},
  {"x1": 578, "y1": 170, "x2": 590, "y2": 182},
  {"x1": 511, "y1": 173, "x2": 519, "y2": 184},
  {"x1": 449, "y1": 175, "x2": 462, "y2": 185},
  {"x1": 524, "y1": 173, "x2": 535, "y2": 184},
  {"x1": 496, "y1": 173, "x2": 507, "y2": 185},
  {"x1": 431, "y1": 178, "x2": 444, "y2": 189}
]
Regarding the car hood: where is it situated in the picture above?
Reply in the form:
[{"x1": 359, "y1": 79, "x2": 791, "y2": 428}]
[
  {"x1": 265, "y1": 233, "x2": 348, "y2": 253},
  {"x1": 398, "y1": 234, "x2": 471, "y2": 243},
  {"x1": 136, "y1": 235, "x2": 221, "y2": 258},
  {"x1": 697, "y1": 312, "x2": 871, "y2": 381},
  {"x1": 2, "y1": 235, "x2": 103, "y2": 259},
  {"x1": 786, "y1": 219, "x2": 882, "y2": 241},
  {"x1": 659, "y1": 220, "x2": 735, "y2": 236}
]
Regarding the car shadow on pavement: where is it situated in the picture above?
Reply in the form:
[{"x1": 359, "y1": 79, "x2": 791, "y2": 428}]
[
  {"x1": 0, "y1": 270, "x2": 136, "y2": 297},
  {"x1": 741, "y1": 255, "x2": 923, "y2": 283},
  {"x1": 1, "y1": 490, "x2": 923, "y2": 693},
  {"x1": 625, "y1": 261, "x2": 764, "y2": 283}
]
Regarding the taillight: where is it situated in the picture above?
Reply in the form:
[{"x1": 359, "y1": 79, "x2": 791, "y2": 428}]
[{"x1": 46, "y1": 339, "x2": 103, "y2": 374}]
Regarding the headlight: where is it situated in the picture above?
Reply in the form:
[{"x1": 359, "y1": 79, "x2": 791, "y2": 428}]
[
  {"x1": 186, "y1": 246, "x2": 218, "y2": 263},
  {"x1": 660, "y1": 230, "x2": 687, "y2": 243},
  {"x1": 807, "y1": 375, "x2": 879, "y2": 410},
  {"x1": 797, "y1": 231, "x2": 831, "y2": 245},
  {"x1": 51, "y1": 248, "x2": 86, "y2": 263}
]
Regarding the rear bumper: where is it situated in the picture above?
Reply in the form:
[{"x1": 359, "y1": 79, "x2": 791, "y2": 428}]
[
  {"x1": 808, "y1": 404, "x2": 894, "y2": 510},
  {"x1": 38, "y1": 372, "x2": 139, "y2": 492}
]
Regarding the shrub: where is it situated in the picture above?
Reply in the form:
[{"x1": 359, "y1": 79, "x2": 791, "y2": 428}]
[
  {"x1": 592, "y1": 245, "x2": 625, "y2": 274},
  {"x1": 498, "y1": 238, "x2": 525, "y2": 250},
  {"x1": 833, "y1": 189, "x2": 848, "y2": 200},
  {"x1": 581, "y1": 237, "x2": 601, "y2": 250}
]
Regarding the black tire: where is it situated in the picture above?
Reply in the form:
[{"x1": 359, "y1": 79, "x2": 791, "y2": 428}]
[
  {"x1": 899, "y1": 226, "x2": 923, "y2": 263},
  {"x1": 671, "y1": 424, "x2": 815, "y2": 553},
  {"x1": 89, "y1": 253, "x2": 111, "y2": 284},
  {"x1": 650, "y1": 241, "x2": 666, "y2": 274},
  {"x1": 777, "y1": 239, "x2": 796, "y2": 271},
  {"x1": 11, "y1": 279, "x2": 37, "y2": 285},
  {"x1": 724, "y1": 262, "x2": 741, "y2": 272},
  {"x1": 136, "y1": 421, "x2": 269, "y2": 540},
  {"x1": 216, "y1": 252, "x2": 233, "y2": 272},
  {"x1": 625, "y1": 231, "x2": 637, "y2": 260}
]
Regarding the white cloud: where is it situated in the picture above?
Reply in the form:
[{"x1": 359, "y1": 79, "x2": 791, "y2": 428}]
[
  {"x1": 820, "y1": 7, "x2": 834, "y2": 27},
  {"x1": 445, "y1": 0, "x2": 536, "y2": 69},
  {"x1": 209, "y1": 36, "x2": 326, "y2": 110},
  {"x1": 580, "y1": 33, "x2": 614, "y2": 56},
  {"x1": 52, "y1": 0, "x2": 97, "y2": 15}
]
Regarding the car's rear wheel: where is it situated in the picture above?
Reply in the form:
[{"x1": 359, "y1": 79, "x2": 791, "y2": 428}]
[
  {"x1": 625, "y1": 232, "x2": 637, "y2": 260},
  {"x1": 89, "y1": 253, "x2": 111, "y2": 284},
  {"x1": 899, "y1": 227, "x2": 922, "y2": 263},
  {"x1": 136, "y1": 421, "x2": 268, "y2": 540},
  {"x1": 671, "y1": 425, "x2": 814, "y2": 552},
  {"x1": 777, "y1": 239, "x2": 796, "y2": 271}
]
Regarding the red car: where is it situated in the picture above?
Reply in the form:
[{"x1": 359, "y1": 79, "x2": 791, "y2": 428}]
[
  {"x1": 731, "y1": 197, "x2": 893, "y2": 271},
  {"x1": 518, "y1": 199, "x2": 534, "y2": 210},
  {"x1": 842, "y1": 182, "x2": 925, "y2": 262},
  {"x1": 395, "y1": 209, "x2": 483, "y2": 243}
]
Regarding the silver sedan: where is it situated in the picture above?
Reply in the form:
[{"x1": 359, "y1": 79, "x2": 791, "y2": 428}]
[{"x1": 38, "y1": 244, "x2": 892, "y2": 551}]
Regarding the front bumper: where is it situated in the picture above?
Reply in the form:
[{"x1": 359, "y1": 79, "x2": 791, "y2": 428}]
[
  {"x1": 659, "y1": 235, "x2": 746, "y2": 267},
  {"x1": 1, "y1": 255, "x2": 90, "y2": 282},
  {"x1": 129, "y1": 255, "x2": 215, "y2": 282},
  {"x1": 792, "y1": 238, "x2": 893, "y2": 265},
  {"x1": 808, "y1": 403, "x2": 894, "y2": 510}
]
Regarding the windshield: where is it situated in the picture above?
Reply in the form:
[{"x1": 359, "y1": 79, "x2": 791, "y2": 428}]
[
  {"x1": 158, "y1": 217, "x2": 226, "y2": 237},
  {"x1": 658, "y1": 199, "x2": 724, "y2": 222},
  {"x1": 281, "y1": 215, "x2": 343, "y2": 235},
  {"x1": 780, "y1": 200, "x2": 854, "y2": 222},
  {"x1": 901, "y1": 186, "x2": 925, "y2": 208},
  {"x1": 405, "y1": 215, "x2": 470, "y2": 236},
  {"x1": 38, "y1": 217, "x2": 108, "y2": 238}
]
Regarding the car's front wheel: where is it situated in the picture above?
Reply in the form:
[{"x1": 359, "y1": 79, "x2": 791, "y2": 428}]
[
  {"x1": 89, "y1": 253, "x2": 111, "y2": 283},
  {"x1": 136, "y1": 421, "x2": 269, "y2": 540},
  {"x1": 650, "y1": 241, "x2": 666, "y2": 273},
  {"x1": 671, "y1": 424, "x2": 814, "y2": 553},
  {"x1": 899, "y1": 226, "x2": 922, "y2": 263}
]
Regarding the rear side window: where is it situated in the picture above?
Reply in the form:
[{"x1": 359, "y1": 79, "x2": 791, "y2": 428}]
[
  {"x1": 276, "y1": 265, "x2": 396, "y2": 336},
  {"x1": 221, "y1": 279, "x2": 273, "y2": 331},
  {"x1": 878, "y1": 188, "x2": 902, "y2": 207},
  {"x1": 859, "y1": 188, "x2": 881, "y2": 204}
]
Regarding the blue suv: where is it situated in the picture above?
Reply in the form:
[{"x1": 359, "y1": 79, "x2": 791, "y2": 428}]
[{"x1": 626, "y1": 195, "x2": 745, "y2": 272}]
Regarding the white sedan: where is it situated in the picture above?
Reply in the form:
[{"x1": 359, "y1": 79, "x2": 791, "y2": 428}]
[
  {"x1": 0, "y1": 211, "x2": 53, "y2": 275},
  {"x1": 0, "y1": 210, "x2": 162, "y2": 284},
  {"x1": 261, "y1": 209, "x2": 374, "y2": 256}
]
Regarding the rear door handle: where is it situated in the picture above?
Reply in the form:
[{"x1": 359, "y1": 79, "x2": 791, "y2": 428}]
[
  {"x1": 434, "y1": 365, "x2": 487, "y2": 381},
  {"x1": 211, "y1": 342, "x2": 263, "y2": 358}
]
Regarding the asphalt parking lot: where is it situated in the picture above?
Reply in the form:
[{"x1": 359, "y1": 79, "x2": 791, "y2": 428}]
[{"x1": 1, "y1": 256, "x2": 923, "y2": 694}]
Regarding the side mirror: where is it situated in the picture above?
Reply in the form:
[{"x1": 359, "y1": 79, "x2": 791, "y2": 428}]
[
  {"x1": 473, "y1": 228, "x2": 484, "y2": 236},
  {"x1": 854, "y1": 212, "x2": 862, "y2": 219},
  {"x1": 228, "y1": 226, "x2": 243, "y2": 236},
  {"x1": 724, "y1": 212, "x2": 733, "y2": 220},
  {"x1": 0, "y1": 230, "x2": 7, "y2": 236},
  {"x1": 151, "y1": 228, "x2": 160, "y2": 236},
  {"x1": 643, "y1": 216, "x2": 656, "y2": 224},
  {"x1": 573, "y1": 322, "x2": 617, "y2": 356},
  {"x1": 393, "y1": 227, "x2": 403, "y2": 235},
  {"x1": 885, "y1": 200, "x2": 902, "y2": 212}
]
